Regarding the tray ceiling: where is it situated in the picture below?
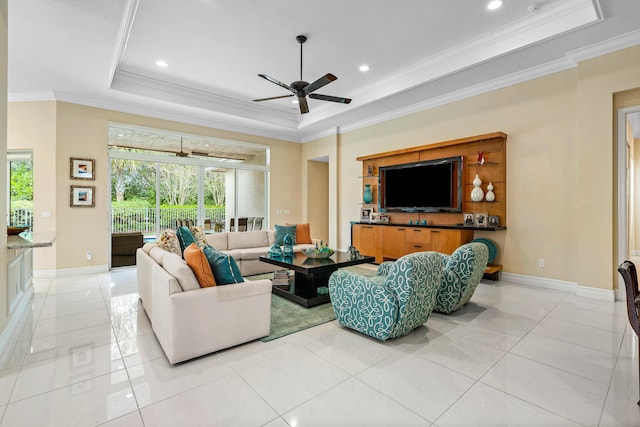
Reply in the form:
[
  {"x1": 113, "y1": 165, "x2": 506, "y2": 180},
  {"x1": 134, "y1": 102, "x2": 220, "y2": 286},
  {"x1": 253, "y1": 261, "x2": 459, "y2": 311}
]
[{"x1": 8, "y1": 0, "x2": 640, "y2": 142}]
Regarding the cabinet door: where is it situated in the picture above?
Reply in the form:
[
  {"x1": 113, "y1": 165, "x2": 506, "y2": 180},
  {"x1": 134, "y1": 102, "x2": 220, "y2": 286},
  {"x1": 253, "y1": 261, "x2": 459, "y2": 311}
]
[
  {"x1": 382, "y1": 227, "x2": 407, "y2": 260},
  {"x1": 7, "y1": 256, "x2": 22, "y2": 313},
  {"x1": 430, "y1": 229, "x2": 474, "y2": 254},
  {"x1": 352, "y1": 224, "x2": 383, "y2": 263}
]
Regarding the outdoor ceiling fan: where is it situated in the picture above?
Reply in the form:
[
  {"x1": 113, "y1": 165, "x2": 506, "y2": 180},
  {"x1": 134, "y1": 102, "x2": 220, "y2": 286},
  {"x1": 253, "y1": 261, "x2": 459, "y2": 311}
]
[{"x1": 253, "y1": 35, "x2": 352, "y2": 114}]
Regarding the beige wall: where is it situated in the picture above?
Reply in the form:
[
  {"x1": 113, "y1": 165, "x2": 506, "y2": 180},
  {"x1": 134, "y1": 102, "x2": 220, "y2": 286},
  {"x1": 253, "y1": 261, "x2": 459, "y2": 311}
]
[
  {"x1": 7, "y1": 101, "x2": 303, "y2": 270},
  {"x1": 301, "y1": 133, "x2": 339, "y2": 246},
  {"x1": 312, "y1": 45, "x2": 640, "y2": 291},
  {"x1": 306, "y1": 160, "x2": 329, "y2": 242},
  {"x1": 5, "y1": 45, "x2": 640, "y2": 291}
]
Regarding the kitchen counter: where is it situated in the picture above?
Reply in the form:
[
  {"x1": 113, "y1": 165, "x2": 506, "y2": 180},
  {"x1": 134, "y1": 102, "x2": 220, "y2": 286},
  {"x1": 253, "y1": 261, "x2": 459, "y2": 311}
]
[{"x1": 7, "y1": 231, "x2": 56, "y2": 249}]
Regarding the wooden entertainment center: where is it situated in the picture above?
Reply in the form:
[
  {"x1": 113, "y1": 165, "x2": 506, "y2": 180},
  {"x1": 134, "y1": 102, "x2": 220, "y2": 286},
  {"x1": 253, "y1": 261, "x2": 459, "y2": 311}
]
[{"x1": 352, "y1": 132, "x2": 506, "y2": 264}]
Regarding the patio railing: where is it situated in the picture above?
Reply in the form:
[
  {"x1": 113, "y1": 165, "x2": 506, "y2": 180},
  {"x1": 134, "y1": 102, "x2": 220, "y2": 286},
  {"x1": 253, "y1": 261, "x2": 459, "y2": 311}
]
[
  {"x1": 9, "y1": 208, "x2": 33, "y2": 227},
  {"x1": 111, "y1": 207, "x2": 226, "y2": 234}
]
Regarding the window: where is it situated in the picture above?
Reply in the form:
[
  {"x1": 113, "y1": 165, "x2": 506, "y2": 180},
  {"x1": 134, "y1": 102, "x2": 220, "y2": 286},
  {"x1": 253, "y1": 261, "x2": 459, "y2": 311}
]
[
  {"x1": 7, "y1": 151, "x2": 33, "y2": 227},
  {"x1": 108, "y1": 125, "x2": 269, "y2": 241}
]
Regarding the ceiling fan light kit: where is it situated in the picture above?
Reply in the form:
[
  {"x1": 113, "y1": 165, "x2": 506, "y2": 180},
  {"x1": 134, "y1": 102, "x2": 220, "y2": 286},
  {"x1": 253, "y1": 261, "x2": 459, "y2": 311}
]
[{"x1": 253, "y1": 34, "x2": 352, "y2": 114}]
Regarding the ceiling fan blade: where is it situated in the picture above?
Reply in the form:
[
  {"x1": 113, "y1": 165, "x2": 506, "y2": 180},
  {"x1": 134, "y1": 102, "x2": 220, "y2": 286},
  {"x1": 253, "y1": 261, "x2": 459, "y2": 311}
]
[
  {"x1": 304, "y1": 73, "x2": 337, "y2": 94},
  {"x1": 257, "y1": 74, "x2": 293, "y2": 92},
  {"x1": 253, "y1": 94, "x2": 295, "y2": 102},
  {"x1": 298, "y1": 96, "x2": 309, "y2": 114},
  {"x1": 309, "y1": 93, "x2": 352, "y2": 104}
]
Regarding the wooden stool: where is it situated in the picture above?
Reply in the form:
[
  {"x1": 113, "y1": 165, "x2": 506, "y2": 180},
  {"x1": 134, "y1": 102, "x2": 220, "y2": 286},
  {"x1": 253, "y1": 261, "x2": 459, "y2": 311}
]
[{"x1": 483, "y1": 264, "x2": 503, "y2": 281}]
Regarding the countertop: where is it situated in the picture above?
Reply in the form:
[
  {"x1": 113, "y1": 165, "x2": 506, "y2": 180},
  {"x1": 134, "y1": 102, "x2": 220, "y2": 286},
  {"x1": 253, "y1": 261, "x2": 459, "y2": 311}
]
[{"x1": 7, "y1": 231, "x2": 56, "y2": 249}]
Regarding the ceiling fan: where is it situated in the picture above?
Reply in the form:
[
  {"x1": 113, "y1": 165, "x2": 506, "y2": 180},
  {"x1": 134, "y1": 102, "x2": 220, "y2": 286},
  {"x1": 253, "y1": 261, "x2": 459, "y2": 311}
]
[{"x1": 253, "y1": 35, "x2": 352, "y2": 114}]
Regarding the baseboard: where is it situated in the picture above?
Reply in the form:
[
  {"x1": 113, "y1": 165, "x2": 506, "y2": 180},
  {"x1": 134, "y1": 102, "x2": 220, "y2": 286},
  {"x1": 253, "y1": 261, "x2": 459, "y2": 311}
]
[
  {"x1": 576, "y1": 285, "x2": 616, "y2": 301},
  {"x1": 34, "y1": 264, "x2": 109, "y2": 279},
  {"x1": 501, "y1": 272, "x2": 577, "y2": 293},
  {"x1": 501, "y1": 272, "x2": 616, "y2": 301},
  {"x1": 0, "y1": 287, "x2": 34, "y2": 362}
]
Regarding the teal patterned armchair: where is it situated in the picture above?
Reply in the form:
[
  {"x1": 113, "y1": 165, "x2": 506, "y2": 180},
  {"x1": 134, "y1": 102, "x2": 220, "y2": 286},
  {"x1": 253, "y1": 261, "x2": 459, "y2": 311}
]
[
  {"x1": 328, "y1": 252, "x2": 443, "y2": 341},
  {"x1": 434, "y1": 242, "x2": 489, "y2": 314}
]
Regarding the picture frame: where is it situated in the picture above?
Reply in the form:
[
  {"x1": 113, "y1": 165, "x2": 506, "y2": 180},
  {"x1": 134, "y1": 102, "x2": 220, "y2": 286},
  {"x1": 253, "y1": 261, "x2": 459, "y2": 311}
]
[
  {"x1": 463, "y1": 212, "x2": 475, "y2": 227},
  {"x1": 70, "y1": 185, "x2": 95, "y2": 208},
  {"x1": 360, "y1": 207, "x2": 373, "y2": 221},
  {"x1": 474, "y1": 212, "x2": 488, "y2": 228},
  {"x1": 70, "y1": 157, "x2": 95, "y2": 180},
  {"x1": 488, "y1": 215, "x2": 500, "y2": 227}
]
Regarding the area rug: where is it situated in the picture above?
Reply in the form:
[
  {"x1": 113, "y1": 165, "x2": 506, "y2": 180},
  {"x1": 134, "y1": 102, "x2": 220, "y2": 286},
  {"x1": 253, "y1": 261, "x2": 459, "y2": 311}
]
[{"x1": 245, "y1": 264, "x2": 378, "y2": 341}]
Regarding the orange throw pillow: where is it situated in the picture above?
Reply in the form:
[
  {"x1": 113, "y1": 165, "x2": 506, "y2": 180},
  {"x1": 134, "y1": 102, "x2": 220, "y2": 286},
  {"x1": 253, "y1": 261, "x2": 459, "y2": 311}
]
[
  {"x1": 183, "y1": 243, "x2": 217, "y2": 287},
  {"x1": 287, "y1": 223, "x2": 312, "y2": 244}
]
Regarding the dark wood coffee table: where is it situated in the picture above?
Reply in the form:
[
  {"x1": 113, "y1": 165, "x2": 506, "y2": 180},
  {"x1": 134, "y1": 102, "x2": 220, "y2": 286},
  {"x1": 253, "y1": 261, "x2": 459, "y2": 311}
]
[{"x1": 259, "y1": 252, "x2": 375, "y2": 307}]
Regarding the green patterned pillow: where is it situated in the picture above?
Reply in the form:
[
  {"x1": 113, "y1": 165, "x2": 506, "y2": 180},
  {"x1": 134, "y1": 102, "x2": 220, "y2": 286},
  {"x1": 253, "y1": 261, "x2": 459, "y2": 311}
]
[
  {"x1": 275, "y1": 224, "x2": 297, "y2": 246},
  {"x1": 203, "y1": 245, "x2": 243, "y2": 285}
]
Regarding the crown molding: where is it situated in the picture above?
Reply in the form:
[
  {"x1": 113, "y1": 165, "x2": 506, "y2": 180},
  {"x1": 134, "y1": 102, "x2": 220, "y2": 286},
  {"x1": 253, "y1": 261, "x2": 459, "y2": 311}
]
[
  {"x1": 565, "y1": 29, "x2": 640, "y2": 62},
  {"x1": 111, "y1": 68, "x2": 299, "y2": 130},
  {"x1": 8, "y1": 91, "x2": 57, "y2": 102}
]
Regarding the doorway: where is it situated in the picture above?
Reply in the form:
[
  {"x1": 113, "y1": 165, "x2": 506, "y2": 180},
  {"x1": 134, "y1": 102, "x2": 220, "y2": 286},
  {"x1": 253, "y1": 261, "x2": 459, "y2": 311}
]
[
  {"x1": 307, "y1": 157, "x2": 329, "y2": 243},
  {"x1": 617, "y1": 107, "x2": 640, "y2": 301}
]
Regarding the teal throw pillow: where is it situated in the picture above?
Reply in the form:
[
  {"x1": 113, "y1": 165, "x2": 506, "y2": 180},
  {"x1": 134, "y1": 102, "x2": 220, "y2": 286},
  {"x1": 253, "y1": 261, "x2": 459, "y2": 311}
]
[
  {"x1": 176, "y1": 226, "x2": 197, "y2": 254},
  {"x1": 203, "y1": 245, "x2": 243, "y2": 285},
  {"x1": 275, "y1": 224, "x2": 297, "y2": 246}
]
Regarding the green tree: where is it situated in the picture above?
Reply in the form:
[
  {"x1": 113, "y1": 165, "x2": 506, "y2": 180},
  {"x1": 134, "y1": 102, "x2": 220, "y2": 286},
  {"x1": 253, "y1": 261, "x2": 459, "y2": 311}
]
[
  {"x1": 205, "y1": 169, "x2": 225, "y2": 206},
  {"x1": 160, "y1": 164, "x2": 197, "y2": 205},
  {"x1": 10, "y1": 161, "x2": 33, "y2": 201}
]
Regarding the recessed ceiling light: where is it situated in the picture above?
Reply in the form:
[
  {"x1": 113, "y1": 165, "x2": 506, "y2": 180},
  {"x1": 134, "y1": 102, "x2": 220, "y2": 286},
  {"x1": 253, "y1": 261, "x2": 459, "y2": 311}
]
[
  {"x1": 359, "y1": 64, "x2": 370, "y2": 72},
  {"x1": 292, "y1": 99, "x2": 299, "y2": 104},
  {"x1": 487, "y1": 0, "x2": 504, "y2": 10},
  {"x1": 155, "y1": 60, "x2": 168, "y2": 67}
]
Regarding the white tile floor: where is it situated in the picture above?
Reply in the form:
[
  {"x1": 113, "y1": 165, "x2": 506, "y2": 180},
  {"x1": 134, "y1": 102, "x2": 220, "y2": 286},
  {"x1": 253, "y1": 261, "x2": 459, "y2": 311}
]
[{"x1": 0, "y1": 268, "x2": 639, "y2": 426}]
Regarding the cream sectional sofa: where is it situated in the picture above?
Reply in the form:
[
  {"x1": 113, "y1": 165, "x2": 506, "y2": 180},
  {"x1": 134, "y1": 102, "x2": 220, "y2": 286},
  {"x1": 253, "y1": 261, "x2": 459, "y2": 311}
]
[
  {"x1": 136, "y1": 230, "x2": 316, "y2": 363},
  {"x1": 205, "y1": 230, "x2": 317, "y2": 276}
]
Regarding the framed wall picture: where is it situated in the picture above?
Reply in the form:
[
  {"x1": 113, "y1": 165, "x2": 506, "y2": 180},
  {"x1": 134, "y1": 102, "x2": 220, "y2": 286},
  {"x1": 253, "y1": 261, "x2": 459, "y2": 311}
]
[
  {"x1": 488, "y1": 215, "x2": 500, "y2": 227},
  {"x1": 360, "y1": 207, "x2": 373, "y2": 221},
  {"x1": 463, "y1": 212, "x2": 475, "y2": 226},
  {"x1": 70, "y1": 158, "x2": 95, "y2": 180},
  {"x1": 70, "y1": 185, "x2": 95, "y2": 207},
  {"x1": 474, "y1": 212, "x2": 488, "y2": 228}
]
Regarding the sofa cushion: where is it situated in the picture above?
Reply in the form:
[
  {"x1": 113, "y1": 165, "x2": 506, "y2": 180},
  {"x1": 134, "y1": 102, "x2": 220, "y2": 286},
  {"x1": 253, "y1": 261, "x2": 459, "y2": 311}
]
[
  {"x1": 184, "y1": 243, "x2": 217, "y2": 288},
  {"x1": 189, "y1": 226, "x2": 208, "y2": 249},
  {"x1": 238, "y1": 247, "x2": 269, "y2": 261},
  {"x1": 142, "y1": 242, "x2": 158, "y2": 254},
  {"x1": 158, "y1": 229, "x2": 181, "y2": 256},
  {"x1": 203, "y1": 245, "x2": 243, "y2": 285},
  {"x1": 287, "y1": 223, "x2": 312, "y2": 244},
  {"x1": 205, "y1": 232, "x2": 228, "y2": 251},
  {"x1": 149, "y1": 246, "x2": 170, "y2": 265},
  {"x1": 227, "y1": 230, "x2": 269, "y2": 250},
  {"x1": 176, "y1": 226, "x2": 197, "y2": 253},
  {"x1": 275, "y1": 225, "x2": 297, "y2": 245},
  {"x1": 163, "y1": 251, "x2": 202, "y2": 291}
]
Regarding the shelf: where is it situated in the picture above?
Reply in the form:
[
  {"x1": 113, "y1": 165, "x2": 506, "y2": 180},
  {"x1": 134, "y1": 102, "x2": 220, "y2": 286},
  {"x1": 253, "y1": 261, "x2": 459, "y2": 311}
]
[
  {"x1": 467, "y1": 162, "x2": 498, "y2": 166},
  {"x1": 358, "y1": 175, "x2": 379, "y2": 178}
]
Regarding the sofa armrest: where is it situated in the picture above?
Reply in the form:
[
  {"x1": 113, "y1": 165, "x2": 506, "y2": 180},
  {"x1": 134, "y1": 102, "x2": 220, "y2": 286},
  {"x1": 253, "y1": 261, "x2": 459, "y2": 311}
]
[
  {"x1": 377, "y1": 261, "x2": 394, "y2": 276},
  {"x1": 328, "y1": 270, "x2": 398, "y2": 341}
]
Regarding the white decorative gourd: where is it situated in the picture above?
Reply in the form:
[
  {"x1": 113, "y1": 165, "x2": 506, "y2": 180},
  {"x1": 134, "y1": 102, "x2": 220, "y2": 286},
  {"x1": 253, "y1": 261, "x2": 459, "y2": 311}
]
[
  {"x1": 485, "y1": 182, "x2": 495, "y2": 202},
  {"x1": 470, "y1": 174, "x2": 484, "y2": 202}
]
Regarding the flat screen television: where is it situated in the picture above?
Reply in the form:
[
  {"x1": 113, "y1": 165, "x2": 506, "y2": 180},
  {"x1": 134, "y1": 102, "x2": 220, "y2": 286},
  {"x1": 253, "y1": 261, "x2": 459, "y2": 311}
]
[{"x1": 379, "y1": 156, "x2": 463, "y2": 212}]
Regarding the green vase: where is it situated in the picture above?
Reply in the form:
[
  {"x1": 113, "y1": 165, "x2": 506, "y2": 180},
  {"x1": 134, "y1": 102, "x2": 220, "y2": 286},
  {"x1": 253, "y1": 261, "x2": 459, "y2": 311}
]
[{"x1": 363, "y1": 184, "x2": 373, "y2": 204}]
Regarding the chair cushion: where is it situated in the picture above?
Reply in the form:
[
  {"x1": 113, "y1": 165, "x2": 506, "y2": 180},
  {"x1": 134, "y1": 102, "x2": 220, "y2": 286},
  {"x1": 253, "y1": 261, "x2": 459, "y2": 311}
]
[
  {"x1": 183, "y1": 243, "x2": 217, "y2": 288},
  {"x1": 203, "y1": 245, "x2": 244, "y2": 285},
  {"x1": 275, "y1": 225, "x2": 297, "y2": 245}
]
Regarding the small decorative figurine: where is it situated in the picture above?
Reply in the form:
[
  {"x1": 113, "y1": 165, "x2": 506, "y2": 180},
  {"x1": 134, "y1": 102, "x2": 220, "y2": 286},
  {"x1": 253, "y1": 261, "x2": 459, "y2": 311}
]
[{"x1": 477, "y1": 151, "x2": 485, "y2": 165}]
